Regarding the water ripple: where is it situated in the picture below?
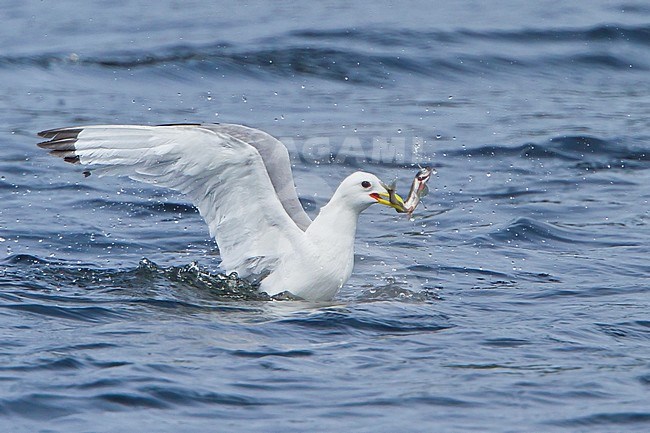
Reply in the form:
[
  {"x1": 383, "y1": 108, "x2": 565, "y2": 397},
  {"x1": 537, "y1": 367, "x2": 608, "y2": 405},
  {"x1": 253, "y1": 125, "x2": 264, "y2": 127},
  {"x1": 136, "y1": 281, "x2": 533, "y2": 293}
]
[
  {"x1": 479, "y1": 217, "x2": 639, "y2": 248},
  {"x1": 0, "y1": 357, "x2": 84, "y2": 372},
  {"x1": 141, "y1": 385, "x2": 270, "y2": 407},
  {"x1": 231, "y1": 348, "x2": 314, "y2": 359},
  {"x1": 551, "y1": 412, "x2": 650, "y2": 427},
  {"x1": 0, "y1": 394, "x2": 77, "y2": 420},
  {"x1": 3, "y1": 24, "x2": 649, "y2": 87},
  {"x1": 1, "y1": 304, "x2": 123, "y2": 323},
  {"x1": 278, "y1": 308, "x2": 451, "y2": 334},
  {"x1": 293, "y1": 24, "x2": 650, "y2": 47},
  {"x1": 448, "y1": 135, "x2": 649, "y2": 169}
]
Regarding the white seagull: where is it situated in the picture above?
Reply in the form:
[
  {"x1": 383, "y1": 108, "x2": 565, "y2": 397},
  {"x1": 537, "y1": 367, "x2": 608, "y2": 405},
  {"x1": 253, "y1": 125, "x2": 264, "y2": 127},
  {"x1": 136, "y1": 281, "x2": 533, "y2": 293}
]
[{"x1": 37, "y1": 123, "x2": 410, "y2": 301}]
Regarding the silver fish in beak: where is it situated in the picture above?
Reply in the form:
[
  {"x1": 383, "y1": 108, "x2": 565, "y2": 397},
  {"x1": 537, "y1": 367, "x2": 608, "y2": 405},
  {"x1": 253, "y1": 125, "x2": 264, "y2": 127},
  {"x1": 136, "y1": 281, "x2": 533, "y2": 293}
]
[
  {"x1": 387, "y1": 167, "x2": 434, "y2": 215},
  {"x1": 403, "y1": 167, "x2": 434, "y2": 214}
]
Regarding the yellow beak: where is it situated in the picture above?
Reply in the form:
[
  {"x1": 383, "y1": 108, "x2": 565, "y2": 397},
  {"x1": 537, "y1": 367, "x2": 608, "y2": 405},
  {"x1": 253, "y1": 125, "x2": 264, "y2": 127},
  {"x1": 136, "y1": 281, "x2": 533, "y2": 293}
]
[{"x1": 371, "y1": 191, "x2": 407, "y2": 213}]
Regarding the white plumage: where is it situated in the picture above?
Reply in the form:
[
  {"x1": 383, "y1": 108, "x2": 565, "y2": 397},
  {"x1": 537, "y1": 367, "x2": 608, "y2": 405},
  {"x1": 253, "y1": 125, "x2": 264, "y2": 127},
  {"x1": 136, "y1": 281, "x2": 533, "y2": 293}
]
[{"x1": 38, "y1": 123, "x2": 404, "y2": 301}]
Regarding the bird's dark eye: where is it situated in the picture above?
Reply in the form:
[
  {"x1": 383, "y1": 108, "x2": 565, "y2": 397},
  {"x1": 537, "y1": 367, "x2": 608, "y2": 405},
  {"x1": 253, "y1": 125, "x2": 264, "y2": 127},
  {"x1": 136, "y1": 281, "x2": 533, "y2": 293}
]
[{"x1": 361, "y1": 181, "x2": 371, "y2": 188}]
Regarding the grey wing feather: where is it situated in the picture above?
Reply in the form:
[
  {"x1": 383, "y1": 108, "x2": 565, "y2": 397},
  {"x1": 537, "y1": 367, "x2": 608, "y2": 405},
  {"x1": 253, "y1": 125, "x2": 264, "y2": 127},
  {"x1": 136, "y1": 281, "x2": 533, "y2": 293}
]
[{"x1": 199, "y1": 123, "x2": 312, "y2": 231}]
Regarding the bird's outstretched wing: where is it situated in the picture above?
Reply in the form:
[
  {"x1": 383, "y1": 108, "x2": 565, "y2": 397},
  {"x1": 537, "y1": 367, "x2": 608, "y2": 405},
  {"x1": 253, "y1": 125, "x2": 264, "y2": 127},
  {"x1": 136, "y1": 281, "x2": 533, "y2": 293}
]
[{"x1": 37, "y1": 124, "x2": 305, "y2": 280}]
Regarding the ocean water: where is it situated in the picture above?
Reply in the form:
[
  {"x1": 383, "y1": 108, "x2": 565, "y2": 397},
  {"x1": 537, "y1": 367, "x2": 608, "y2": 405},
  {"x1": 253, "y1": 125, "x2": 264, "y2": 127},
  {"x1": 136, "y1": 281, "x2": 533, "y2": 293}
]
[{"x1": 1, "y1": 0, "x2": 650, "y2": 431}]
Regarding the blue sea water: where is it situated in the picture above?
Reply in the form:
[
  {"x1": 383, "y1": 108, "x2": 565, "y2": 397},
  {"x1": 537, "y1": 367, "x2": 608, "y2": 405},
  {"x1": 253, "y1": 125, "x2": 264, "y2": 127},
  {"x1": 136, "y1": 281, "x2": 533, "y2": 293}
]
[{"x1": 1, "y1": 0, "x2": 649, "y2": 431}]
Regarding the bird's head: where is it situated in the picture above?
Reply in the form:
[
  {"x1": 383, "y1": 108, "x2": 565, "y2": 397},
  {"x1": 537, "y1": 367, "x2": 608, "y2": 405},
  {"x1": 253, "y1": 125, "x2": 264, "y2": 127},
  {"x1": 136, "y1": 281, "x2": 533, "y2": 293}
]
[{"x1": 336, "y1": 171, "x2": 406, "y2": 213}]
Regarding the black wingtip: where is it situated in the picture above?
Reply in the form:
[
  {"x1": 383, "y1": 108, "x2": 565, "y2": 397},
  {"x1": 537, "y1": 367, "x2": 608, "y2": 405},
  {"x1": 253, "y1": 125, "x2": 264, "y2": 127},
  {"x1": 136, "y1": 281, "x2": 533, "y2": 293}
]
[
  {"x1": 37, "y1": 127, "x2": 83, "y2": 140},
  {"x1": 63, "y1": 155, "x2": 81, "y2": 164},
  {"x1": 37, "y1": 127, "x2": 83, "y2": 164},
  {"x1": 37, "y1": 137, "x2": 78, "y2": 150}
]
